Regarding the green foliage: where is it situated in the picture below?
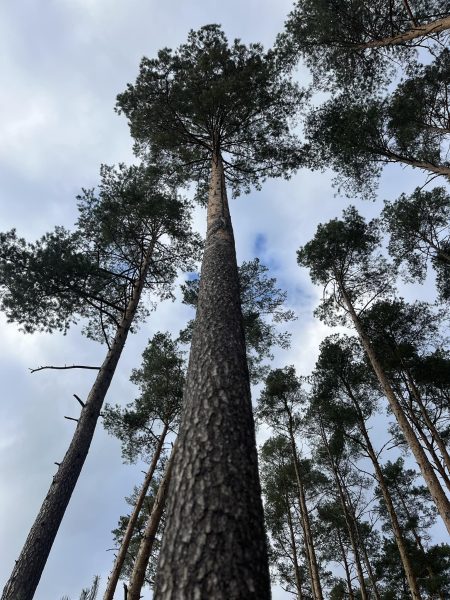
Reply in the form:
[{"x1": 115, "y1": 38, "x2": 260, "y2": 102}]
[
  {"x1": 180, "y1": 258, "x2": 295, "y2": 382},
  {"x1": 103, "y1": 332, "x2": 185, "y2": 463},
  {"x1": 61, "y1": 576, "x2": 100, "y2": 600},
  {"x1": 297, "y1": 206, "x2": 395, "y2": 325},
  {"x1": 116, "y1": 24, "x2": 304, "y2": 200},
  {"x1": 278, "y1": 0, "x2": 449, "y2": 92},
  {"x1": 111, "y1": 481, "x2": 164, "y2": 589},
  {"x1": 0, "y1": 164, "x2": 201, "y2": 340},
  {"x1": 383, "y1": 186, "x2": 450, "y2": 300}
]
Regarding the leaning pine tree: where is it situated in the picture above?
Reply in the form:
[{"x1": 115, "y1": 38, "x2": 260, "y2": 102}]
[
  {"x1": 0, "y1": 164, "x2": 200, "y2": 600},
  {"x1": 116, "y1": 24, "x2": 303, "y2": 598}
]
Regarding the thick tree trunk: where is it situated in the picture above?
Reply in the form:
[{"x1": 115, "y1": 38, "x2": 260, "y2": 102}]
[
  {"x1": 359, "y1": 16, "x2": 450, "y2": 48},
  {"x1": 103, "y1": 423, "x2": 169, "y2": 600},
  {"x1": 127, "y1": 444, "x2": 175, "y2": 600},
  {"x1": 345, "y1": 385, "x2": 422, "y2": 600},
  {"x1": 340, "y1": 285, "x2": 450, "y2": 534},
  {"x1": 286, "y1": 496, "x2": 304, "y2": 600},
  {"x1": 153, "y1": 154, "x2": 271, "y2": 599},
  {"x1": 289, "y1": 430, "x2": 323, "y2": 600},
  {"x1": 1, "y1": 240, "x2": 156, "y2": 600}
]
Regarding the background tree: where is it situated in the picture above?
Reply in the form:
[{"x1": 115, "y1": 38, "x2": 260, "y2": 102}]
[
  {"x1": 116, "y1": 24, "x2": 304, "y2": 598},
  {"x1": 102, "y1": 331, "x2": 185, "y2": 600},
  {"x1": 297, "y1": 207, "x2": 450, "y2": 533},
  {"x1": 0, "y1": 164, "x2": 200, "y2": 600},
  {"x1": 180, "y1": 257, "x2": 296, "y2": 382},
  {"x1": 382, "y1": 187, "x2": 450, "y2": 302},
  {"x1": 278, "y1": 0, "x2": 450, "y2": 92}
]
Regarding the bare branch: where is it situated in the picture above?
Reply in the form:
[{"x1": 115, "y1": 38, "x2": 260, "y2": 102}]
[{"x1": 30, "y1": 364, "x2": 101, "y2": 374}]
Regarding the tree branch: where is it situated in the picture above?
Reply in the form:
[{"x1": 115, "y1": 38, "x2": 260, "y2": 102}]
[{"x1": 29, "y1": 364, "x2": 101, "y2": 374}]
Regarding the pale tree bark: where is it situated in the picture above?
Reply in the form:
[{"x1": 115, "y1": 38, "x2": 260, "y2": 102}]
[
  {"x1": 288, "y1": 428, "x2": 323, "y2": 600},
  {"x1": 358, "y1": 16, "x2": 450, "y2": 49},
  {"x1": 285, "y1": 496, "x2": 305, "y2": 600},
  {"x1": 153, "y1": 154, "x2": 271, "y2": 599},
  {"x1": 344, "y1": 384, "x2": 422, "y2": 600},
  {"x1": 1, "y1": 239, "x2": 157, "y2": 600},
  {"x1": 103, "y1": 423, "x2": 169, "y2": 600},
  {"x1": 127, "y1": 444, "x2": 176, "y2": 600},
  {"x1": 339, "y1": 284, "x2": 450, "y2": 534}
]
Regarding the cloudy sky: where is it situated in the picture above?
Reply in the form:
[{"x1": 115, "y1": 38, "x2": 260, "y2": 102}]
[{"x1": 0, "y1": 1, "x2": 443, "y2": 599}]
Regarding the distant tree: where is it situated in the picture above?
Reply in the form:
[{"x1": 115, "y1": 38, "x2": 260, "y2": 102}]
[
  {"x1": 102, "y1": 332, "x2": 185, "y2": 600},
  {"x1": 260, "y1": 435, "x2": 314, "y2": 600},
  {"x1": 312, "y1": 335, "x2": 423, "y2": 599},
  {"x1": 382, "y1": 186, "x2": 450, "y2": 301},
  {"x1": 0, "y1": 164, "x2": 200, "y2": 600},
  {"x1": 257, "y1": 367, "x2": 324, "y2": 600},
  {"x1": 180, "y1": 257, "x2": 296, "y2": 382},
  {"x1": 297, "y1": 207, "x2": 450, "y2": 533},
  {"x1": 117, "y1": 24, "x2": 303, "y2": 598},
  {"x1": 278, "y1": 0, "x2": 450, "y2": 91},
  {"x1": 304, "y1": 88, "x2": 450, "y2": 200},
  {"x1": 61, "y1": 576, "x2": 100, "y2": 600}
]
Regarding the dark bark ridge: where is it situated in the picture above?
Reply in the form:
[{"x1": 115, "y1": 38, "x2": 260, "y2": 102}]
[{"x1": 154, "y1": 155, "x2": 271, "y2": 599}]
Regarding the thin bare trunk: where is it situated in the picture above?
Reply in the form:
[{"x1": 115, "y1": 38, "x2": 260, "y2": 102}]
[
  {"x1": 127, "y1": 445, "x2": 176, "y2": 600},
  {"x1": 406, "y1": 371, "x2": 450, "y2": 481},
  {"x1": 336, "y1": 530, "x2": 356, "y2": 600},
  {"x1": 289, "y1": 430, "x2": 324, "y2": 600},
  {"x1": 346, "y1": 387, "x2": 422, "y2": 600},
  {"x1": 103, "y1": 423, "x2": 169, "y2": 600},
  {"x1": 340, "y1": 284, "x2": 450, "y2": 534},
  {"x1": 2, "y1": 239, "x2": 157, "y2": 600},
  {"x1": 358, "y1": 16, "x2": 450, "y2": 49},
  {"x1": 319, "y1": 422, "x2": 369, "y2": 600},
  {"x1": 286, "y1": 497, "x2": 304, "y2": 600}
]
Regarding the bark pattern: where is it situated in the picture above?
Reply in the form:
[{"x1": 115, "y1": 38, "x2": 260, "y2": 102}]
[{"x1": 154, "y1": 155, "x2": 271, "y2": 599}]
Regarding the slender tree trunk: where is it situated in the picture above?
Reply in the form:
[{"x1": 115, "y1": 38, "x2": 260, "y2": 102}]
[
  {"x1": 345, "y1": 386, "x2": 422, "y2": 600},
  {"x1": 1, "y1": 239, "x2": 157, "y2": 600},
  {"x1": 127, "y1": 445, "x2": 176, "y2": 600},
  {"x1": 336, "y1": 529, "x2": 355, "y2": 600},
  {"x1": 286, "y1": 497, "x2": 304, "y2": 600},
  {"x1": 396, "y1": 488, "x2": 445, "y2": 600},
  {"x1": 358, "y1": 16, "x2": 450, "y2": 48},
  {"x1": 405, "y1": 371, "x2": 450, "y2": 480},
  {"x1": 319, "y1": 423, "x2": 369, "y2": 600},
  {"x1": 340, "y1": 284, "x2": 450, "y2": 534},
  {"x1": 382, "y1": 149, "x2": 450, "y2": 181},
  {"x1": 153, "y1": 154, "x2": 271, "y2": 599},
  {"x1": 103, "y1": 423, "x2": 169, "y2": 600},
  {"x1": 289, "y1": 430, "x2": 324, "y2": 600}
]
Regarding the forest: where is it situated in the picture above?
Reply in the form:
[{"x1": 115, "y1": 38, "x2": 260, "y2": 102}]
[{"x1": 0, "y1": 1, "x2": 449, "y2": 599}]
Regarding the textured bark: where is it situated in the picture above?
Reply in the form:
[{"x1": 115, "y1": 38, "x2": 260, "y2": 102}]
[
  {"x1": 153, "y1": 154, "x2": 271, "y2": 599},
  {"x1": 127, "y1": 445, "x2": 175, "y2": 600},
  {"x1": 285, "y1": 496, "x2": 304, "y2": 600},
  {"x1": 103, "y1": 423, "x2": 169, "y2": 600},
  {"x1": 289, "y1": 430, "x2": 323, "y2": 600},
  {"x1": 340, "y1": 284, "x2": 450, "y2": 534},
  {"x1": 344, "y1": 385, "x2": 422, "y2": 600},
  {"x1": 1, "y1": 240, "x2": 156, "y2": 600},
  {"x1": 358, "y1": 16, "x2": 450, "y2": 48}
]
